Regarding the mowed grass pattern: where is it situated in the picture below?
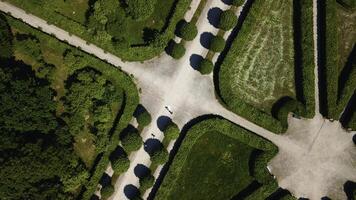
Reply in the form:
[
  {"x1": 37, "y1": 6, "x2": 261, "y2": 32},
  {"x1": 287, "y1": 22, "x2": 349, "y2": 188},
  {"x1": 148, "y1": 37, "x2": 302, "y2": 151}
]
[{"x1": 220, "y1": 0, "x2": 295, "y2": 112}]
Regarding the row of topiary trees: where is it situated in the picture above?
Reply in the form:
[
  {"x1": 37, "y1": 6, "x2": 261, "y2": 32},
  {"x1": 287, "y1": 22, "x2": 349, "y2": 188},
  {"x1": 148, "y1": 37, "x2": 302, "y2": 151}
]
[{"x1": 100, "y1": 106, "x2": 152, "y2": 199}]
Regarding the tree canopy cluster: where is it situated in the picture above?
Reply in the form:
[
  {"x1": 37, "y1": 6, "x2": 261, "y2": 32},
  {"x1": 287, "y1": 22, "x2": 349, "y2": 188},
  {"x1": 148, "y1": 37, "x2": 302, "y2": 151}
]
[{"x1": 0, "y1": 15, "x2": 127, "y2": 199}]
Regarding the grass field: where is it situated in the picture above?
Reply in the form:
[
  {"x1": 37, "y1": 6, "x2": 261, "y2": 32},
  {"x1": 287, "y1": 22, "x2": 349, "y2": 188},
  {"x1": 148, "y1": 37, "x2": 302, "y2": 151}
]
[
  {"x1": 4, "y1": 0, "x2": 191, "y2": 61},
  {"x1": 155, "y1": 119, "x2": 280, "y2": 200},
  {"x1": 323, "y1": 1, "x2": 356, "y2": 119},
  {"x1": 6, "y1": 15, "x2": 139, "y2": 199},
  {"x1": 219, "y1": 0, "x2": 295, "y2": 113},
  {"x1": 166, "y1": 131, "x2": 254, "y2": 200}
]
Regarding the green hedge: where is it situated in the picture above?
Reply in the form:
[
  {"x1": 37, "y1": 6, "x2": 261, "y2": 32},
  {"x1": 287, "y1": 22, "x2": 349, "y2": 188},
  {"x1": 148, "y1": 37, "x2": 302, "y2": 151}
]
[{"x1": 155, "y1": 119, "x2": 278, "y2": 199}]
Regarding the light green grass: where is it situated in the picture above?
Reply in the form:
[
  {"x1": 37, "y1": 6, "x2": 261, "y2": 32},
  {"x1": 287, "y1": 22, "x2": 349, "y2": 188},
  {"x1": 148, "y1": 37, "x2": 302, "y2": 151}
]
[{"x1": 220, "y1": 0, "x2": 295, "y2": 112}]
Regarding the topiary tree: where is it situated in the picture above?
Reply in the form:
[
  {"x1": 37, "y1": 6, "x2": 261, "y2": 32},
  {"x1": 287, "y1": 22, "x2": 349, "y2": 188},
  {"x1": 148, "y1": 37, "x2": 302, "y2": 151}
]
[
  {"x1": 199, "y1": 59, "x2": 214, "y2": 75},
  {"x1": 111, "y1": 155, "x2": 130, "y2": 174},
  {"x1": 231, "y1": 0, "x2": 244, "y2": 7},
  {"x1": 163, "y1": 122, "x2": 180, "y2": 141},
  {"x1": 177, "y1": 21, "x2": 198, "y2": 41},
  {"x1": 136, "y1": 110, "x2": 152, "y2": 128},
  {"x1": 139, "y1": 174, "x2": 155, "y2": 193},
  {"x1": 218, "y1": 10, "x2": 238, "y2": 31},
  {"x1": 151, "y1": 148, "x2": 169, "y2": 164},
  {"x1": 121, "y1": 130, "x2": 142, "y2": 153},
  {"x1": 169, "y1": 42, "x2": 186, "y2": 59},
  {"x1": 101, "y1": 184, "x2": 115, "y2": 200},
  {"x1": 126, "y1": 0, "x2": 157, "y2": 21},
  {"x1": 209, "y1": 36, "x2": 226, "y2": 52}
]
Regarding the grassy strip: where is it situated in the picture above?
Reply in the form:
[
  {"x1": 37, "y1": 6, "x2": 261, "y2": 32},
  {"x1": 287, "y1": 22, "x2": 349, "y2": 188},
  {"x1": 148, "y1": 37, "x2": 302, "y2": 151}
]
[
  {"x1": 4, "y1": 0, "x2": 192, "y2": 61},
  {"x1": 5, "y1": 15, "x2": 139, "y2": 200},
  {"x1": 155, "y1": 118, "x2": 278, "y2": 200}
]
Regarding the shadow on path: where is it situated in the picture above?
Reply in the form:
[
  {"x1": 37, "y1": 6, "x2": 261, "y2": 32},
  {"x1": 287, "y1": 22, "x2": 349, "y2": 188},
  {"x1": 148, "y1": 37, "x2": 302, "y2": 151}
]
[
  {"x1": 124, "y1": 184, "x2": 140, "y2": 200},
  {"x1": 207, "y1": 7, "x2": 223, "y2": 28},
  {"x1": 190, "y1": 54, "x2": 204, "y2": 70}
]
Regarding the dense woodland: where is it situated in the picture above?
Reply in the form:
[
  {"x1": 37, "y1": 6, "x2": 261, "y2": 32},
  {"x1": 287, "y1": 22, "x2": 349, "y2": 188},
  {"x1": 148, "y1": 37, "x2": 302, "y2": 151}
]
[{"x1": 0, "y1": 14, "x2": 132, "y2": 199}]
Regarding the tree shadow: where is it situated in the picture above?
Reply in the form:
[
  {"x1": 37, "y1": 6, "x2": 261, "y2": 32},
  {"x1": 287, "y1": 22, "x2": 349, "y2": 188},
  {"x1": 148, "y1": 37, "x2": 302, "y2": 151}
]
[
  {"x1": 134, "y1": 164, "x2": 151, "y2": 179},
  {"x1": 99, "y1": 173, "x2": 111, "y2": 187},
  {"x1": 124, "y1": 184, "x2": 140, "y2": 200},
  {"x1": 189, "y1": 54, "x2": 204, "y2": 70},
  {"x1": 119, "y1": 124, "x2": 139, "y2": 140},
  {"x1": 156, "y1": 115, "x2": 172, "y2": 131},
  {"x1": 344, "y1": 181, "x2": 356, "y2": 200},
  {"x1": 144, "y1": 138, "x2": 162, "y2": 155},
  {"x1": 200, "y1": 32, "x2": 214, "y2": 49},
  {"x1": 207, "y1": 7, "x2": 223, "y2": 28},
  {"x1": 109, "y1": 146, "x2": 127, "y2": 161}
]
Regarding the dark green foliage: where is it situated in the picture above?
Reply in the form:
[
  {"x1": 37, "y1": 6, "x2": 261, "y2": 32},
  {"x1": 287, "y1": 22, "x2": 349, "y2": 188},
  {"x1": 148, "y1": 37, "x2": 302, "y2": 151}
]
[
  {"x1": 209, "y1": 35, "x2": 225, "y2": 52},
  {"x1": 139, "y1": 174, "x2": 155, "y2": 193},
  {"x1": 0, "y1": 14, "x2": 12, "y2": 58},
  {"x1": 231, "y1": 0, "x2": 244, "y2": 6},
  {"x1": 272, "y1": 97, "x2": 305, "y2": 128},
  {"x1": 218, "y1": 10, "x2": 238, "y2": 31},
  {"x1": 121, "y1": 129, "x2": 142, "y2": 153},
  {"x1": 101, "y1": 184, "x2": 115, "y2": 200},
  {"x1": 169, "y1": 41, "x2": 186, "y2": 59},
  {"x1": 199, "y1": 59, "x2": 214, "y2": 74},
  {"x1": 151, "y1": 148, "x2": 169, "y2": 164},
  {"x1": 163, "y1": 122, "x2": 180, "y2": 141},
  {"x1": 126, "y1": 0, "x2": 157, "y2": 21},
  {"x1": 136, "y1": 110, "x2": 152, "y2": 128},
  {"x1": 177, "y1": 21, "x2": 198, "y2": 41},
  {"x1": 63, "y1": 68, "x2": 121, "y2": 149},
  {"x1": 250, "y1": 150, "x2": 275, "y2": 184},
  {"x1": 111, "y1": 155, "x2": 130, "y2": 174},
  {"x1": 14, "y1": 36, "x2": 42, "y2": 61},
  {"x1": 0, "y1": 60, "x2": 88, "y2": 199},
  {"x1": 0, "y1": 62, "x2": 57, "y2": 133}
]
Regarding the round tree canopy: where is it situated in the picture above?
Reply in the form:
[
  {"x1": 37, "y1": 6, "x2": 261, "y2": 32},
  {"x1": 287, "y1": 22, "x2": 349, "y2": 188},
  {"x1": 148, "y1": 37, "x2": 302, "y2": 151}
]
[
  {"x1": 199, "y1": 59, "x2": 214, "y2": 75},
  {"x1": 163, "y1": 122, "x2": 180, "y2": 141},
  {"x1": 121, "y1": 130, "x2": 142, "y2": 153},
  {"x1": 178, "y1": 21, "x2": 198, "y2": 41},
  {"x1": 101, "y1": 184, "x2": 115, "y2": 200},
  {"x1": 209, "y1": 36, "x2": 226, "y2": 52},
  {"x1": 151, "y1": 148, "x2": 169, "y2": 164},
  {"x1": 139, "y1": 174, "x2": 155, "y2": 193},
  {"x1": 111, "y1": 156, "x2": 130, "y2": 174},
  {"x1": 136, "y1": 110, "x2": 152, "y2": 128},
  {"x1": 219, "y1": 10, "x2": 238, "y2": 31},
  {"x1": 170, "y1": 42, "x2": 186, "y2": 59}
]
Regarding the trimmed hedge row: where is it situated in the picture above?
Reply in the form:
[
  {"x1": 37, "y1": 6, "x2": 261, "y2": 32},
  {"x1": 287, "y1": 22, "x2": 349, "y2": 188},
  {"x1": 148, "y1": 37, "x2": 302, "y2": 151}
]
[{"x1": 155, "y1": 118, "x2": 278, "y2": 199}]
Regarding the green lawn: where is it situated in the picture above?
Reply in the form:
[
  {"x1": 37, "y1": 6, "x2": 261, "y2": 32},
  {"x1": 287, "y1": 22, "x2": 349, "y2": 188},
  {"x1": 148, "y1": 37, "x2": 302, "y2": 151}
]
[
  {"x1": 166, "y1": 131, "x2": 254, "y2": 200},
  {"x1": 219, "y1": 0, "x2": 295, "y2": 112},
  {"x1": 155, "y1": 119, "x2": 280, "y2": 200},
  {"x1": 324, "y1": 0, "x2": 356, "y2": 119},
  {"x1": 217, "y1": 0, "x2": 297, "y2": 133}
]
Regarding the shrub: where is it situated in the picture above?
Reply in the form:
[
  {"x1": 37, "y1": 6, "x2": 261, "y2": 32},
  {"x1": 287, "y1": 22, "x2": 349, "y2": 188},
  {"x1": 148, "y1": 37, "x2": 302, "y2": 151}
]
[
  {"x1": 219, "y1": 10, "x2": 238, "y2": 31},
  {"x1": 169, "y1": 42, "x2": 186, "y2": 59},
  {"x1": 136, "y1": 110, "x2": 152, "y2": 128},
  {"x1": 151, "y1": 148, "x2": 169, "y2": 164},
  {"x1": 163, "y1": 122, "x2": 180, "y2": 141},
  {"x1": 177, "y1": 21, "x2": 198, "y2": 41},
  {"x1": 199, "y1": 59, "x2": 214, "y2": 75},
  {"x1": 111, "y1": 156, "x2": 130, "y2": 174},
  {"x1": 121, "y1": 130, "x2": 142, "y2": 153},
  {"x1": 126, "y1": 0, "x2": 157, "y2": 21},
  {"x1": 231, "y1": 0, "x2": 245, "y2": 6},
  {"x1": 101, "y1": 184, "x2": 115, "y2": 200},
  {"x1": 209, "y1": 36, "x2": 225, "y2": 52},
  {"x1": 139, "y1": 174, "x2": 155, "y2": 193}
]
